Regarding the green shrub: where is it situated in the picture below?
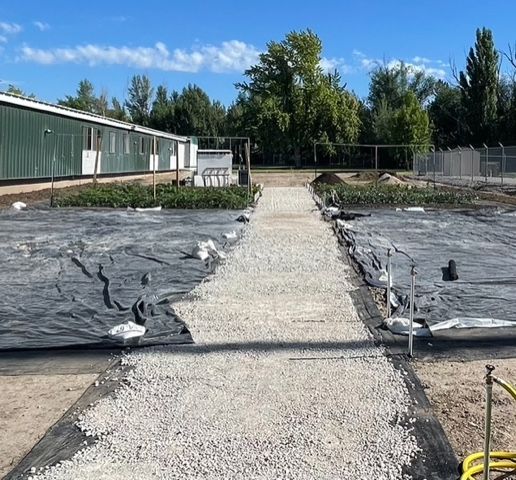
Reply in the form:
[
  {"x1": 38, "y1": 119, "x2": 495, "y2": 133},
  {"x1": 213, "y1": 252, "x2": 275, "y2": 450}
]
[
  {"x1": 314, "y1": 183, "x2": 474, "y2": 206},
  {"x1": 57, "y1": 184, "x2": 256, "y2": 209}
]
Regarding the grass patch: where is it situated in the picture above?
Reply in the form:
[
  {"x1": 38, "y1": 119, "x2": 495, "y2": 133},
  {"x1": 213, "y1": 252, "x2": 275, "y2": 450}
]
[
  {"x1": 57, "y1": 183, "x2": 256, "y2": 209},
  {"x1": 314, "y1": 183, "x2": 474, "y2": 206}
]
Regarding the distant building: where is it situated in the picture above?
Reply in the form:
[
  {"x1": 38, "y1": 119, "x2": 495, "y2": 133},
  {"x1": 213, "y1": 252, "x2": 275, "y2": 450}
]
[{"x1": 0, "y1": 92, "x2": 198, "y2": 182}]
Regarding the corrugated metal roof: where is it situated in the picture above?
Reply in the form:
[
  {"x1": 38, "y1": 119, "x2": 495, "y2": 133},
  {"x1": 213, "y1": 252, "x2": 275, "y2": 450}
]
[{"x1": 0, "y1": 91, "x2": 189, "y2": 143}]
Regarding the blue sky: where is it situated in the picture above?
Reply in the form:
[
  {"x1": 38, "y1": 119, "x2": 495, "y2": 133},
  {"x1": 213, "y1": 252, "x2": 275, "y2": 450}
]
[{"x1": 1, "y1": 0, "x2": 515, "y2": 106}]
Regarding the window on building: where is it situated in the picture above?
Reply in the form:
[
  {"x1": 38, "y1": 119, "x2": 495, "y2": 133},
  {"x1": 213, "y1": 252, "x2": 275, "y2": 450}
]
[
  {"x1": 83, "y1": 127, "x2": 93, "y2": 151},
  {"x1": 123, "y1": 134, "x2": 130, "y2": 154},
  {"x1": 139, "y1": 137, "x2": 145, "y2": 155},
  {"x1": 109, "y1": 132, "x2": 116, "y2": 154}
]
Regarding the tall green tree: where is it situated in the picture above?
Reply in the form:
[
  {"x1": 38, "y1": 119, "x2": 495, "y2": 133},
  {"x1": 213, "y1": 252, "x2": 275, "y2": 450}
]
[
  {"x1": 58, "y1": 79, "x2": 97, "y2": 112},
  {"x1": 368, "y1": 62, "x2": 436, "y2": 111},
  {"x1": 428, "y1": 80, "x2": 465, "y2": 147},
  {"x1": 367, "y1": 62, "x2": 436, "y2": 145},
  {"x1": 5, "y1": 84, "x2": 36, "y2": 98},
  {"x1": 458, "y1": 27, "x2": 499, "y2": 144},
  {"x1": 392, "y1": 91, "x2": 431, "y2": 148},
  {"x1": 149, "y1": 85, "x2": 174, "y2": 132},
  {"x1": 108, "y1": 97, "x2": 129, "y2": 121},
  {"x1": 237, "y1": 29, "x2": 361, "y2": 164},
  {"x1": 125, "y1": 74, "x2": 154, "y2": 126},
  {"x1": 172, "y1": 84, "x2": 226, "y2": 136}
]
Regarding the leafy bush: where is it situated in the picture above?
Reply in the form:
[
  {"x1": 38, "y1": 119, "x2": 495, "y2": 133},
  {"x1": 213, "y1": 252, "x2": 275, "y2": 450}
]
[
  {"x1": 314, "y1": 183, "x2": 474, "y2": 206},
  {"x1": 57, "y1": 184, "x2": 256, "y2": 209}
]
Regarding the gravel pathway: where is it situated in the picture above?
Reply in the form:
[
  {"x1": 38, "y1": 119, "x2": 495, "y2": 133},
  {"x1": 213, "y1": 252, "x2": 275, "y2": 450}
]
[{"x1": 31, "y1": 187, "x2": 419, "y2": 480}]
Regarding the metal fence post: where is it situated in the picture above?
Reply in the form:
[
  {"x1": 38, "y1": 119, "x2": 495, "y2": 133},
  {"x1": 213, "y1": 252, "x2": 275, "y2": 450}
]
[
  {"x1": 439, "y1": 148, "x2": 444, "y2": 178},
  {"x1": 432, "y1": 147, "x2": 436, "y2": 188},
  {"x1": 386, "y1": 248, "x2": 392, "y2": 319},
  {"x1": 458, "y1": 146, "x2": 462, "y2": 179},
  {"x1": 447, "y1": 147, "x2": 452, "y2": 178},
  {"x1": 499, "y1": 142, "x2": 505, "y2": 187},
  {"x1": 483, "y1": 144, "x2": 488, "y2": 184},
  {"x1": 408, "y1": 266, "x2": 416, "y2": 358},
  {"x1": 469, "y1": 144, "x2": 475, "y2": 184}
]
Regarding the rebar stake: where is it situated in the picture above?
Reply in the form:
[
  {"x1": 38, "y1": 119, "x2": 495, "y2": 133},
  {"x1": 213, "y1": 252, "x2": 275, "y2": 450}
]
[{"x1": 483, "y1": 364, "x2": 495, "y2": 480}]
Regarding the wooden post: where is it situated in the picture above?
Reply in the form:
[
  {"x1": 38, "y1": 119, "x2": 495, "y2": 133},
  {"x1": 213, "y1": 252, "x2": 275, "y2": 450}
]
[
  {"x1": 92, "y1": 130, "x2": 101, "y2": 186},
  {"x1": 175, "y1": 140, "x2": 180, "y2": 188},
  {"x1": 152, "y1": 136, "x2": 157, "y2": 202}
]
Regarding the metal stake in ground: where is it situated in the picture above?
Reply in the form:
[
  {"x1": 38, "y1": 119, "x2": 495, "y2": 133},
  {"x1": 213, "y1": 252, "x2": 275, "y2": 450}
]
[
  {"x1": 408, "y1": 266, "x2": 416, "y2": 358},
  {"x1": 483, "y1": 364, "x2": 495, "y2": 480},
  {"x1": 469, "y1": 144, "x2": 475, "y2": 185},
  {"x1": 386, "y1": 248, "x2": 392, "y2": 319},
  {"x1": 483, "y1": 144, "x2": 488, "y2": 184}
]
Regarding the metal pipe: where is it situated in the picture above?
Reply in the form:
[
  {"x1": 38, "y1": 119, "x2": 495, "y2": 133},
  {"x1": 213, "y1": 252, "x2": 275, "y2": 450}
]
[
  {"x1": 175, "y1": 140, "x2": 180, "y2": 188},
  {"x1": 483, "y1": 365, "x2": 495, "y2": 480},
  {"x1": 439, "y1": 148, "x2": 443, "y2": 178},
  {"x1": 313, "y1": 142, "x2": 318, "y2": 180},
  {"x1": 447, "y1": 147, "x2": 452, "y2": 178},
  {"x1": 375, "y1": 145, "x2": 378, "y2": 170},
  {"x1": 432, "y1": 147, "x2": 436, "y2": 188},
  {"x1": 483, "y1": 144, "x2": 488, "y2": 184},
  {"x1": 408, "y1": 266, "x2": 416, "y2": 358},
  {"x1": 469, "y1": 144, "x2": 475, "y2": 184},
  {"x1": 499, "y1": 142, "x2": 505, "y2": 187},
  {"x1": 386, "y1": 249, "x2": 392, "y2": 318},
  {"x1": 457, "y1": 146, "x2": 462, "y2": 179}
]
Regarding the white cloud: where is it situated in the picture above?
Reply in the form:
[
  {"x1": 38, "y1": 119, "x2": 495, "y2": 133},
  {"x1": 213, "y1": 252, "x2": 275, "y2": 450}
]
[
  {"x1": 19, "y1": 40, "x2": 261, "y2": 73},
  {"x1": 33, "y1": 21, "x2": 50, "y2": 31},
  {"x1": 386, "y1": 59, "x2": 446, "y2": 79},
  {"x1": 0, "y1": 21, "x2": 22, "y2": 34},
  {"x1": 350, "y1": 51, "x2": 448, "y2": 79},
  {"x1": 412, "y1": 56, "x2": 431, "y2": 64}
]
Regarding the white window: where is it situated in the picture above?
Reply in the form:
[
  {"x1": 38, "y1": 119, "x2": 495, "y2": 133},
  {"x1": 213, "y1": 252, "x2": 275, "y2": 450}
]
[
  {"x1": 123, "y1": 134, "x2": 130, "y2": 154},
  {"x1": 139, "y1": 137, "x2": 145, "y2": 155},
  {"x1": 83, "y1": 127, "x2": 93, "y2": 151},
  {"x1": 109, "y1": 132, "x2": 116, "y2": 154}
]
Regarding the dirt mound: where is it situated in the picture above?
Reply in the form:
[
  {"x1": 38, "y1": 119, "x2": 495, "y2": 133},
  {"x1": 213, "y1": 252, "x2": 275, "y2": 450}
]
[
  {"x1": 378, "y1": 172, "x2": 405, "y2": 185},
  {"x1": 349, "y1": 171, "x2": 379, "y2": 181},
  {"x1": 311, "y1": 173, "x2": 345, "y2": 186}
]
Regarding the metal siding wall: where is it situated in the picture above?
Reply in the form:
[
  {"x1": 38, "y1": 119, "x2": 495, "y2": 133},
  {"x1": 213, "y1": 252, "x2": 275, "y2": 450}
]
[
  {"x1": 0, "y1": 102, "x2": 185, "y2": 180},
  {"x1": 0, "y1": 104, "x2": 82, "y2": 180},
  {"x1": 158, "y1": 139, "x2": 171, "y2": 170}
]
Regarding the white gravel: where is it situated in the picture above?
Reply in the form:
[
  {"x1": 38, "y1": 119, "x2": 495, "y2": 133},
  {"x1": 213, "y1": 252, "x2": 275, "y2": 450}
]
[{"x1": 30, "y1": 187, "x2": 419, "y2": 480}]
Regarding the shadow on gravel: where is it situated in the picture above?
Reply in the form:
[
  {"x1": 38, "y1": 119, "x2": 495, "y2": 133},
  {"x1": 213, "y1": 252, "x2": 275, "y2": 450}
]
[{"x1": 147, "y1": 339, "x2": 380, "y2": 355}]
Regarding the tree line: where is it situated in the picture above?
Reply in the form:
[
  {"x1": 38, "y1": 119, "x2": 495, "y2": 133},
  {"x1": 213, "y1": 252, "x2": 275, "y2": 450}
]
[{"x1": 4, "y1": 27, "x2": 515, "y2": 165}]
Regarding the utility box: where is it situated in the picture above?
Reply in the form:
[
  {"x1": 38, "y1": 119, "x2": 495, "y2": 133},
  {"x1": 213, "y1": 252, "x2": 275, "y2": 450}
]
[{"x1": 194, "y1": 150, "x2": 233, "y2": 187}]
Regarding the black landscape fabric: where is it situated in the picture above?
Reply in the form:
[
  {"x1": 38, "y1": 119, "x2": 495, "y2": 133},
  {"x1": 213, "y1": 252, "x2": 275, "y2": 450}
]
[
  {"x1": 0, "y1": 207, "x2": 242, "y2": 350},
  {"x1": 340, "y1": 207, "x2": 516, "y2": 328}
]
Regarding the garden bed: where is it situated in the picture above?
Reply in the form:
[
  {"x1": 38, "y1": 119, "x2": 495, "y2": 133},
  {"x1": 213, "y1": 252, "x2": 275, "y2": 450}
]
[
  {"x1": 313, "y1": 182, "x2": 475, "y2": 206},
  {"x1": 57, "y1": 184, "x2": 257, "y2": 209}
]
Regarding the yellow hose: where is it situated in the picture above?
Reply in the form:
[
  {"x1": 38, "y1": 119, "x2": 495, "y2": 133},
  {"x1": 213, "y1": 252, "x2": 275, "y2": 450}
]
[
  {"x1": 461, "y1": 452, "x2": 516, "y2": 479},
  {"x1": 460, "y1": 374, "x2": 516, "y2": 479}
]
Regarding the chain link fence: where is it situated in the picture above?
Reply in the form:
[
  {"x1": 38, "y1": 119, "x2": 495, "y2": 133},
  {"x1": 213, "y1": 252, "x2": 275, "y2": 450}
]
[{"x1": 414, "y1": 145, "x2": 516, "y2": 187}]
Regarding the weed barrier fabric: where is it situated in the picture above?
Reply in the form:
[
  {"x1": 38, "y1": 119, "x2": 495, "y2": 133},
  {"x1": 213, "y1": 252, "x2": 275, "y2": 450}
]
[
  {"x1": 339, "y1": 207, "x2": 516, "y2": 331},
  {"x1": 0, "y1": 207, "x2": 243, "y2": 350}
]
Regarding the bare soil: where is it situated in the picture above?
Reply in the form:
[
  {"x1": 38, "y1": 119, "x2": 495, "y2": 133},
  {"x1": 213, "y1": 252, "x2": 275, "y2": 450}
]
[
  {"x1": 415, "y1": 359, "x2": 516, "y2": 460},
  {"x1": 0, "y1": 374, "x2": 98, "y2": 478}
]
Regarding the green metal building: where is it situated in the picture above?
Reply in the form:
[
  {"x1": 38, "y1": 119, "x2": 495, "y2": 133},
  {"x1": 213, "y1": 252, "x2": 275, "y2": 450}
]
[{"x1": 0, "y1": 92, "x2": 198, "y2": 181}]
